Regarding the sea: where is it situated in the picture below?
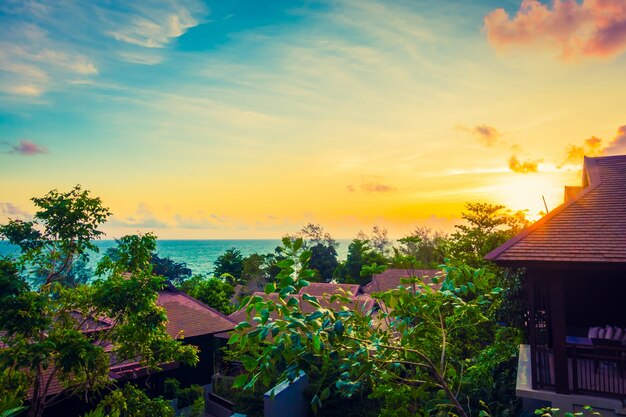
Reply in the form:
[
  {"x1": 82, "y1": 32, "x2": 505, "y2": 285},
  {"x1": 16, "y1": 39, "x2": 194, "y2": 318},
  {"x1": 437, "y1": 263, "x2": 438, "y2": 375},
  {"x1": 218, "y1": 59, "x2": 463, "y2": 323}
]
[{"x1": 0, "y1": 239, "x2": 351, "y2": 277}]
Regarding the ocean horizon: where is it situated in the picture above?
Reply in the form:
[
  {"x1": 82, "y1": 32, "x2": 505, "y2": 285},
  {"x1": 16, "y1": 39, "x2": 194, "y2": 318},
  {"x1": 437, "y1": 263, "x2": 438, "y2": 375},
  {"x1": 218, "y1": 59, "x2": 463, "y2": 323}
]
[{"x1": 0, "y1": 239, "x2": 352, "y2": 277}]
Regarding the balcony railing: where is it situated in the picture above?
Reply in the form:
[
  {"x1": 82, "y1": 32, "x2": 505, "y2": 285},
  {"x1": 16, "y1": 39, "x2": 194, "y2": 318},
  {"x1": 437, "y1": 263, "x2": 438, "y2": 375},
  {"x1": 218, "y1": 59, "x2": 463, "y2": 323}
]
[{"x1": 569, "y1": 343, "x2": 626, "y2": 397}]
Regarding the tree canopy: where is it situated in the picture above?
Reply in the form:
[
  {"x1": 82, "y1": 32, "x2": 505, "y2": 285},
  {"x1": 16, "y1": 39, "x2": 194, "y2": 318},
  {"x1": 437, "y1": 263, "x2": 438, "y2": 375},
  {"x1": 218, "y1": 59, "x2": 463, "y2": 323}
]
[{"x1": 0, "y1": 187, "x2": 198, "y2": 417}]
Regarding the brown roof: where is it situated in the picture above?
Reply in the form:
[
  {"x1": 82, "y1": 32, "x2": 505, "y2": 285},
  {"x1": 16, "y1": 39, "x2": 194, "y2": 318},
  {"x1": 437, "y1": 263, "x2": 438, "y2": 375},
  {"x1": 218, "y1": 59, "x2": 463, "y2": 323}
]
[
  {"x1": 221, "y1": 288, "x2": 377, "y2": 339},
  {"x1": 298, "y1": 282, "x2": 361, "y2": 297},
  {"x1": 486, "y1": 155, "x2": 626, "y2": 266},
  {"x1": 363, "y1": 269, "x2": 442, "y2": 295},
  {"x1": 157, "y1": 288, "x2": 237, "y2": 338}
]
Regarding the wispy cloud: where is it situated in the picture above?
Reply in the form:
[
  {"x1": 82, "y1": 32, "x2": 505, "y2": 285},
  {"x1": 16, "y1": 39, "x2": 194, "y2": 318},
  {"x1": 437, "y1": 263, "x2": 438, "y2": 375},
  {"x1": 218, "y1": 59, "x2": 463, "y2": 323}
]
[
  {"x1": 103, "y1": 1, "x2": 206, "y2": 48},
  {"x1": 108, "y1": 202, "x2": 169, "y2": 228},
  {"x1": 2, "y1": 139, "x2": 48, "y2": 155},
  {"x1": 604, "y1": 125, "x2": 626, "y2": 155},
  {"x1": 484, "y1": 0, "x2": 626, "y2": 60},
  {"x1": 456, "y1": 124, "x2": 501, "y2": 146},
  {"x1": 559, "y1": 125, "x2": 626, "y2": 166},
  {"x1": 347, "y1": 176, "x2": 397, "y2": 193},
  {"x1": 509, "y1": 155, "x2": 541, "y2": 173},
  {"x1": 0, "y1": 0, "x2": 207, "y2": 97},
  {"x1": 0, "y1": 202, "x2": 31, "y2": 220}
]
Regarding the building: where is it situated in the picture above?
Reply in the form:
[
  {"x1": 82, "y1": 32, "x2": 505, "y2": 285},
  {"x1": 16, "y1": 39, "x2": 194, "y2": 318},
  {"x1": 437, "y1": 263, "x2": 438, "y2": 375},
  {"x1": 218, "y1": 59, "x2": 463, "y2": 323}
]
[
  {"x1": 34, "y1": 283, "x2": 237, "y2": 416},
  {"x1": 485, "y1": 155, "x2": 626, "y2": 415}
]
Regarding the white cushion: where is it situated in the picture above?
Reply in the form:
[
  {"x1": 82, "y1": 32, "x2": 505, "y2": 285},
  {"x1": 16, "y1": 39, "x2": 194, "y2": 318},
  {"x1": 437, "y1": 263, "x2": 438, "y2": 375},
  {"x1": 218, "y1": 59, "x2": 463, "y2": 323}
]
[
  {"x1": 598, "y1": 328, "x2": 606, "y2": 338},
  {"x1": 612, "y1": 327, "x2": 623, "y2": 341},
  {"x1": 605, "y1": 326, "x2": 614, "y2": 340},
  {"x1": 588, "y1": 326, "x2": 600, "y2": 338}
]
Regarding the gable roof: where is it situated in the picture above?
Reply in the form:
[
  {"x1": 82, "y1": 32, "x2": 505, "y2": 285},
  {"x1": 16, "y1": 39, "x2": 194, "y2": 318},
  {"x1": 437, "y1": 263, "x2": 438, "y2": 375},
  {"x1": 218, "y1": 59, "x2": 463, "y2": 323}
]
[
  {"x1": 363, "y1": 268, "x2": 442, "y2": 295},
  {"x1": 157, "y1": 286, "x2": 237, "y2": 338},
  {"x1": 485, "y1": 155, "x2": 626, "y2": 266}
]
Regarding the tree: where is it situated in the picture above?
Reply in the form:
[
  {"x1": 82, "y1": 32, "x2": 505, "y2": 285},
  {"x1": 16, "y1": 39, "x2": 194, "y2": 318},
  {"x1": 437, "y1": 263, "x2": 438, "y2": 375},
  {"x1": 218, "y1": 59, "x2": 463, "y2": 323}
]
[
  {"x1": 337, "y1": 238, "x2": 387, "y2": 285},
  {"x1": 151, "y1": 254, "x2": 192, "y2": 286},
  {"x1": 179, "y1": 275, "x2": 235, "y2": 314},
  {"x1": 297, "y1": 224, "x2": 339, "y2": 282},
  {"x1": 446, "y1": 203, "x2": 528, "y2": 268},
  {"x1": 309, "y1": 243, "x2": 339, "y2": 283},
  {"x1": 213, "y1": 248, "x2": 244, "y2": 283},
  {"x1": 0, "y1": 185, "x2": 110, "y2": 287},
  {"x1": 392, "y1": 227, "x2": 448, "y2": 270},
  {"x1": 0, "y1": 187, "x2": 198, "y2": 417},
  {"x1": 227, "y1": 239, "x2": 520, "y2": 417}
]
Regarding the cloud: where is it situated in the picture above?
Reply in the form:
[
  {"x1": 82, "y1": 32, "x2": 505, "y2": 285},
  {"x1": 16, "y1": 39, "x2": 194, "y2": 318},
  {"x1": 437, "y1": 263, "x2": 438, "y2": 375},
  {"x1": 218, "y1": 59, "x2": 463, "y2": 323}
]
[
  {"x1": 484, "y1": 0, "x2": 626, "y2": 60},
  {"x1": 0, "y1": 202, "x2": 31, "y2": 220},
  {"x1": 561, "y1": 135, "x2": 604, "y2": 166},
  {"x1": 0, "y1": 0, "x2": 207, "y2": 97},
  {"x1": 108, "y1": 202, "x2": 169, "y2": 228},
  {"x1": 456, "y1": 124, "x2": 501, "y2": 146},
  {"x1": 509, "y1": 155, "x2": 541, "y2": 173},
  {"x1": 347, "y1": 175, "x2": 397, "y2": 193},
  {"x1": 105, "y1": 2, "x2": 206, "y2": 48},
  {"x1": 603, "y1": 125, "x2": 626, "y2": 154},
  {"x1": 560, "y1": 125, "x2": 626, "y2": 166},
  {"x1": 3, "y1": 139, "x2": 48, "y2": 155},
  {"x1": 361, "y1": 182, "x2": 396, "y2": 193}
]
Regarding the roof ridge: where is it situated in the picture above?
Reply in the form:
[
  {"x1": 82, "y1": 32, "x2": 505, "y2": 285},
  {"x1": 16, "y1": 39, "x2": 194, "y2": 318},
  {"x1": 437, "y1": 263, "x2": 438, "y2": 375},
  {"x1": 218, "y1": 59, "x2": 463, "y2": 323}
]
[{"x1": 485, "y1": 156, "x2": 603, "y2": 261}]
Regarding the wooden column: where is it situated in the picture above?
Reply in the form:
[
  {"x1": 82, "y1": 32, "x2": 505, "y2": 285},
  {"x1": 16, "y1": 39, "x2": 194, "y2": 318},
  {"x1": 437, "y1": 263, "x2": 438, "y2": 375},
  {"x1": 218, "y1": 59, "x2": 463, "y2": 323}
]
[
  {"x1": 549, "y1": 271, "x2": 569, "y2": 394},
  {"x1": 526, "y1": 270, "x2": 538, "y2": 389}
]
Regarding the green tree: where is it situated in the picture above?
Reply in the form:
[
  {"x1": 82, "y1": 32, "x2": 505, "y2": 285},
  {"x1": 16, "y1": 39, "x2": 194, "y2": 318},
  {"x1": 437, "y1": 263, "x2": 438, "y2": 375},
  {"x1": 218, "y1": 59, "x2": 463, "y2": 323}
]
[
  {"x1": 151, "y1": 254, "x2": 192, "y2": 285},
  {"x1": 392, "y1": 227, "x2": 448, "y2": 270},
  {"x1": 446, "y1": 203, "x2": 528, "y2": 268},
  {"x1": 179, "y1": 275, "x2": 235, "y2": 314},
  {"x1": 309, "y1": 243, "x2": 339, "y2": 282},
  {"x1": 0, "y1": 187, "x2": 198, "y2": 417},
  {"x1": 92, "y1": 383, "x2": 174, "y2": 417},
  {"x1": 337, "y1": 238, "x2": 387, "y2": 285},
  {"x1": 214, "y1": 248, "x2": 244, "y2": 283},
  {"x1": 0, "y1": 185, "x2": 110, "y2": 287},
  {"x1": 228, "y1": 239, "x2": 519, "y2": 417}
]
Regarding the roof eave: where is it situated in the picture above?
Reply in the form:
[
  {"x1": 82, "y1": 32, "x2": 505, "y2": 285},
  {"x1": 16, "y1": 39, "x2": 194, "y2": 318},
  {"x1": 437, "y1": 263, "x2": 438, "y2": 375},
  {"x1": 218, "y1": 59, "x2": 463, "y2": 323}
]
[{"x1": 485, "y1": 156, "x2": 602, "y2": 263}]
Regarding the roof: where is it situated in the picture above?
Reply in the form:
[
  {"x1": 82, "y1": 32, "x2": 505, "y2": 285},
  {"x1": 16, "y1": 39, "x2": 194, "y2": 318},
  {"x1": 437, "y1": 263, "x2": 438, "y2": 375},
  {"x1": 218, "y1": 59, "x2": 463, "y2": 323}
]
[
  {"x1": 363, "y1": 269, "x2": 442, "y2": 295},
  {"x1": 157, "y1": 286, "x2": 237, "y2": 338},
  {"x1": 485, "y1": 155, "x2": 626, "y2": 266},
  {"x1": 298, "y1": 282, "x2": 361, "y2": 297}
]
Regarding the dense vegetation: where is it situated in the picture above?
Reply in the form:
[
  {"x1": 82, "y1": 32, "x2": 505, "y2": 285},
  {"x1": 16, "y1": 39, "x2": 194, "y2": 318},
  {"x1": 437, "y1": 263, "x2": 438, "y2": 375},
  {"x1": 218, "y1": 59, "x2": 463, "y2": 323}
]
[{"x1": 0, "y1": 186, "x2": 530, "y2": 417}]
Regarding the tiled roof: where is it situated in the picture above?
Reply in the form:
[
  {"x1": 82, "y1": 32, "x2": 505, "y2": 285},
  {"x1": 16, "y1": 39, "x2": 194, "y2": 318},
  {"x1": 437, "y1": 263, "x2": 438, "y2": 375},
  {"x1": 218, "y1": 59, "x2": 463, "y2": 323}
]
[
  {"x1": 363, "y1": 269, "x2": 442, "y2": 295},
  {"x1": 157, "y1": 287, "x2": 237, "y2": 338},
  {"x1": 485, "y1": 155, "x2": 626, "y2": 265},
  {"x1": 298, "y1": 282, "x2": 361, "y2": 297}
]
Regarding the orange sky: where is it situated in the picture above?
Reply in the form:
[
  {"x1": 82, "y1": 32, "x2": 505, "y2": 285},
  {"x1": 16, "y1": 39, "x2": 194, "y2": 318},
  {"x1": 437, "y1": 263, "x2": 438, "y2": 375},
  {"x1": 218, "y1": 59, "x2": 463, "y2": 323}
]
[{"x1": 2, "y1": 0, "x2": 626, "y2": 239}]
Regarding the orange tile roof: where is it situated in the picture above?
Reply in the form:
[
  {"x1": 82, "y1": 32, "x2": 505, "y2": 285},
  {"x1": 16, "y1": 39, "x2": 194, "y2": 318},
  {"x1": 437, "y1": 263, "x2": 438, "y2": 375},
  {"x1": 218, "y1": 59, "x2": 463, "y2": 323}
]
[
  {"x1": 363, "y1": 269, "x2": 442, "y2": 295},
  {"x1": 157, "y1": 288, "x2": 237, "y2": 338},
  {"x1": 486, "y1": 155, "x2": 626, "y2": 266},
  {"x1": 298, "y1": 282, "x2": 361, "y2": 297}
]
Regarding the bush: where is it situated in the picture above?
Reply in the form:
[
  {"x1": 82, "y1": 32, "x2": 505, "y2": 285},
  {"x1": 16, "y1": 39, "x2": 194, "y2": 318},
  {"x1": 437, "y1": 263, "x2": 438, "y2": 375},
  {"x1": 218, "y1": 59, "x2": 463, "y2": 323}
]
[
  {"x1": 164, "y1": 378, "x2": 180, "y2": 400},
  {"x1": 190, "y1": 396, "x2": 205, "y2": 417},
  {"x1": 178, "y1": 385, "x2": 204, "y2": 409}
]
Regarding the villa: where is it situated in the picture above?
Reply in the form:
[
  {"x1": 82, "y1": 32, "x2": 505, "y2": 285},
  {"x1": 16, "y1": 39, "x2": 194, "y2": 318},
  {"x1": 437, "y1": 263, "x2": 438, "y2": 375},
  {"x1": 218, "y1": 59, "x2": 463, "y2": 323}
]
[{"x1": 485, "y1": 155, "x2": 626, "y2": 416}]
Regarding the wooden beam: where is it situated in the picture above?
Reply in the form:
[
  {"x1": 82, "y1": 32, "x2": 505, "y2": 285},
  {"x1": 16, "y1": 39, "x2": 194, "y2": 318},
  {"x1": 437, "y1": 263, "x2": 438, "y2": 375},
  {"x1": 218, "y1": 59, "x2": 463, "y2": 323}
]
[{"x1": 549, "y1": 271, "x2": 569, "y2": 394}]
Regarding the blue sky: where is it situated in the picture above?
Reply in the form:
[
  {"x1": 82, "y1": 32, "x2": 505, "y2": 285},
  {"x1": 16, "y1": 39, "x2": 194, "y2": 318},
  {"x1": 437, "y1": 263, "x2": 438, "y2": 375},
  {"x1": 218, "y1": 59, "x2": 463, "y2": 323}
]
[{"x1": 2, "y1": 0, "x2": 626, "y2": 238}]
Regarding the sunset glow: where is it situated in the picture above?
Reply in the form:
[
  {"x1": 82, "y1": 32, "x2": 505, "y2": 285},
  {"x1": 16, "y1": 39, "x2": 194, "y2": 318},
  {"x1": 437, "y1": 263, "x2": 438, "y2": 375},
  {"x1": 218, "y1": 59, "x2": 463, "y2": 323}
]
[{"x1": 2, "y1": 0, "x2": 626, "y2": 238}]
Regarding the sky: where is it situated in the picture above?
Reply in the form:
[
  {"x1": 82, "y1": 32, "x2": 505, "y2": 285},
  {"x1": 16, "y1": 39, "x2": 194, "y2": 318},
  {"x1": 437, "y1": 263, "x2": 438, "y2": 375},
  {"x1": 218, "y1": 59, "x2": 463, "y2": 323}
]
[{"x1": 2, "y1": 0, "x2": 626, "y2": 239}]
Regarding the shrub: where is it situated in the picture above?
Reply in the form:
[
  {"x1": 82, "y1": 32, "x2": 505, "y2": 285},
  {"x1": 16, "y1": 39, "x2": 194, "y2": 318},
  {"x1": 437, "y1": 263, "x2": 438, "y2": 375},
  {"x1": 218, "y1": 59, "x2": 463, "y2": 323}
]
[
  {"x1": 190, "y1": 396, "x2": 205, "y2": 417},
  {"x1": 164, "y1": 378, "x2": 180, "y2": 400},
  {"x1": 178, "y1": 385, "x2": 204, "y2": 409}
]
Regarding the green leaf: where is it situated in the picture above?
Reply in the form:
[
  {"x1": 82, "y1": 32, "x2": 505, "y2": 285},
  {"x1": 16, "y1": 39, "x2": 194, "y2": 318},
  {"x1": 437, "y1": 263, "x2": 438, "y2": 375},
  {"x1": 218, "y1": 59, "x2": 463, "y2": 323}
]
[
  {"x1": 242, "y1": 355, "x2": 257, "y2": 371},
  {"x1": 233, "y1": 374, "x2": 248, "y2": 388},
  {"x1": 234, "y1": 321, "x2": 252, "y2": 330},
  {"x1": 320, "y1": 387, "x2": 330, "y2": 401},
  {"x1": 311, "y1": 394, "x2": 322, "y2": 413},
  {"x1": 264, "y1": 283, "x2": 276, "y2": 294}
]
